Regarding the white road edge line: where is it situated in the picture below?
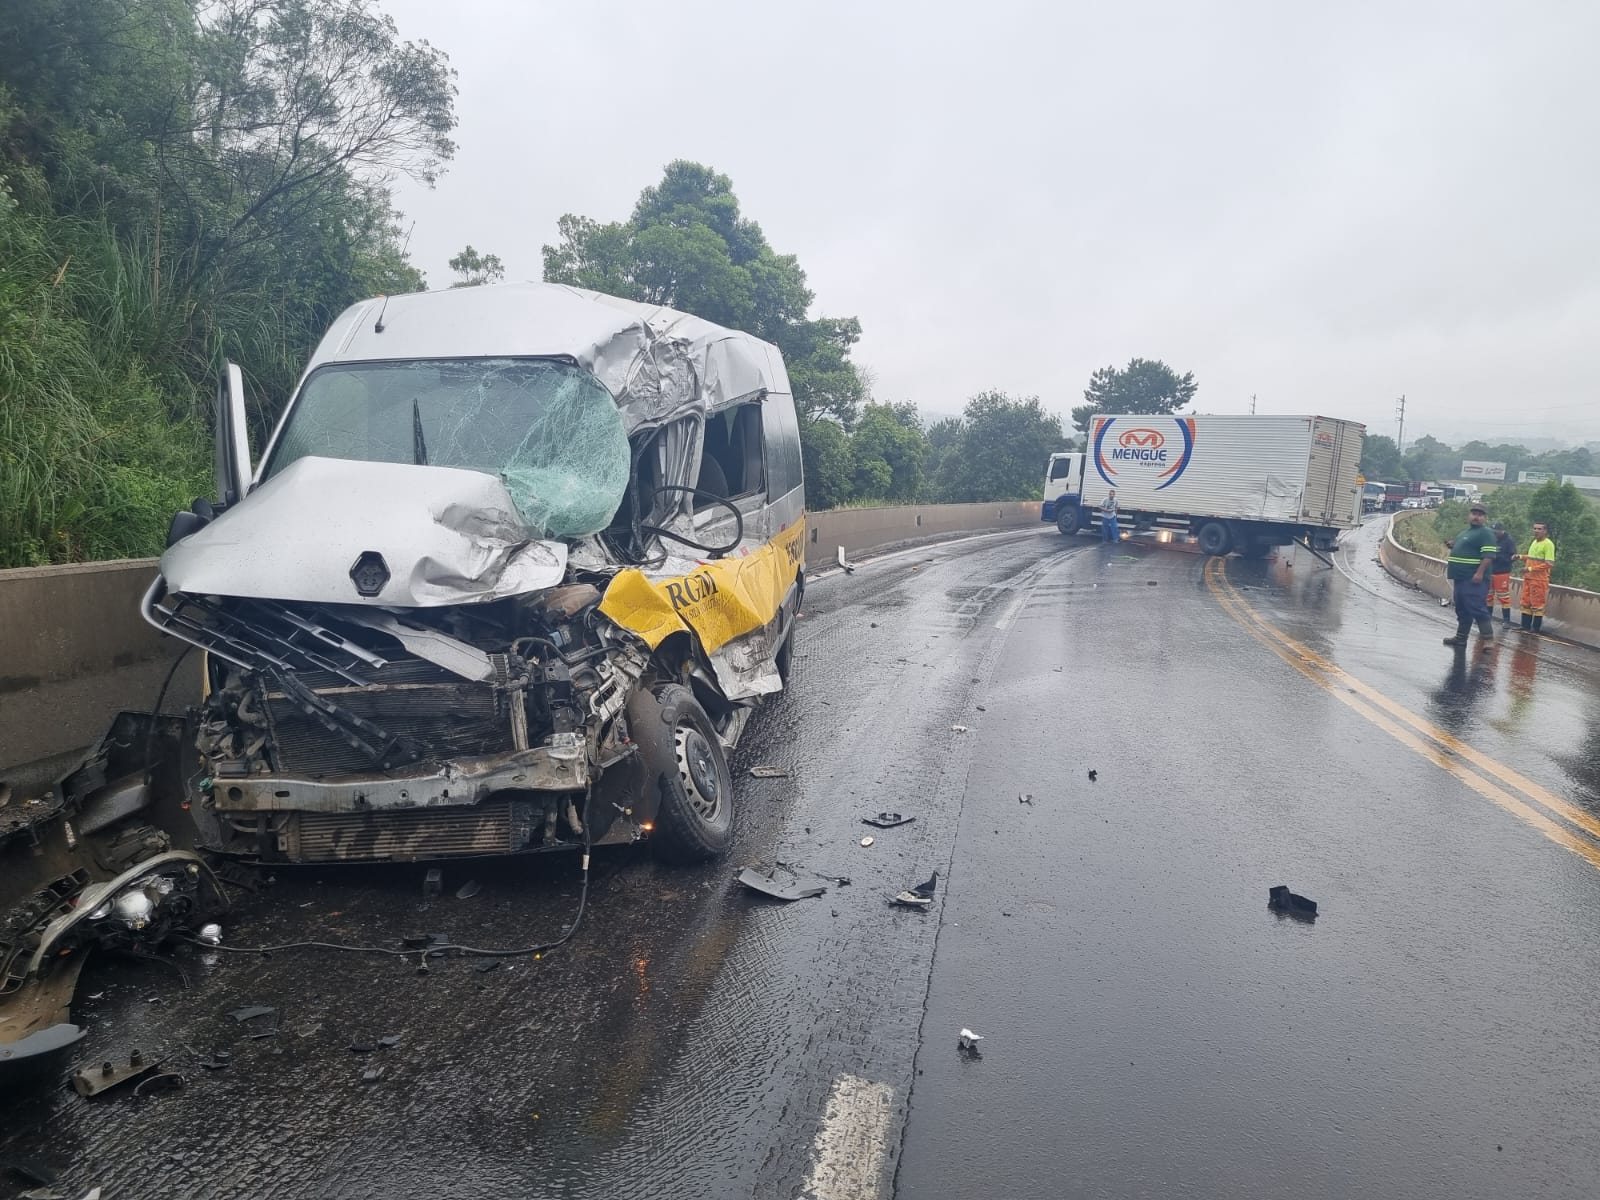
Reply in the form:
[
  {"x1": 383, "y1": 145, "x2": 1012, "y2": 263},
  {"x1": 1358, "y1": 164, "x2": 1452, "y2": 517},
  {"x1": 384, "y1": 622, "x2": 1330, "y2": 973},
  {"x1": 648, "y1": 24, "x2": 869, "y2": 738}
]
[{"x1": 798, "y1": 1073, "x2": 896, "y2": 1200}]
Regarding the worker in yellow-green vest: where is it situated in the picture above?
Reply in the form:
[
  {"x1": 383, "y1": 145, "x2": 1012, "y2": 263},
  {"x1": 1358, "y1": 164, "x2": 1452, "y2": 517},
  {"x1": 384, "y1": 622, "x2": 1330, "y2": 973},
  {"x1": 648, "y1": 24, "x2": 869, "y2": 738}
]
[{"x1": 1516, "y1": 521, "x2": 1556, "y2": 633}]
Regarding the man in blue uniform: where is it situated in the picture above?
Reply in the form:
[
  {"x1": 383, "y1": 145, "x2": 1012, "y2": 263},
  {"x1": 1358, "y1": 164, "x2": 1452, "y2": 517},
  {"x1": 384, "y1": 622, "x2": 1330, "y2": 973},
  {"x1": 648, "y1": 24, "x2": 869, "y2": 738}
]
[{"x1": 1442, "y1": 503, "x2": 1497, "y2": 649}]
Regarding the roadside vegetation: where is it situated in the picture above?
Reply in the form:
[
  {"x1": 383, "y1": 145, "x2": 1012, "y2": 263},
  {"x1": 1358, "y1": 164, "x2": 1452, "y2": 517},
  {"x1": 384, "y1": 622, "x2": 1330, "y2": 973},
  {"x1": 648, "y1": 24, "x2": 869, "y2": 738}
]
[
  {"x1": 1360, "y1": 431, "x2": 1596, "y2": 486},
  {"x1": 2, "y1": 6, "x2": 1190, "y2": 567},
  {"x1": 0, "y1": 0, "x2": 451, "y2": 567},
  {"x1": 1392, "y1": 481, "x2": 1600, "y2": 592}
]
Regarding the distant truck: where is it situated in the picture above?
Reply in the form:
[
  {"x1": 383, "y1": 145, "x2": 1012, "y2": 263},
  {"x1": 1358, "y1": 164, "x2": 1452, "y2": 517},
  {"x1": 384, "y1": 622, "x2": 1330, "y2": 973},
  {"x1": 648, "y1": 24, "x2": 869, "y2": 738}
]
[{"x1": 1041, "y1": 413, "x2": 1366, "y2": 556}]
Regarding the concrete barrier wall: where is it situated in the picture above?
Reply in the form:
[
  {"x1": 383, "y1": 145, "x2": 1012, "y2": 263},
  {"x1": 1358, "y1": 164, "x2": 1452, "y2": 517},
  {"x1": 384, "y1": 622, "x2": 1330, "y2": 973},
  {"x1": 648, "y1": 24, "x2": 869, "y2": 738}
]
[
  {"x1": 0, "y1": 558, "x2": 199, "y2": 798},
  {"x1": 1379, "y1": 511, "x2": 1600, "y2": 649},
  {"x1": 0, "y1": 501, "x2": 1051, "y2": 790},
  {"x1": 803, "y1": 501, "x2": 1042, "y2": 570}
]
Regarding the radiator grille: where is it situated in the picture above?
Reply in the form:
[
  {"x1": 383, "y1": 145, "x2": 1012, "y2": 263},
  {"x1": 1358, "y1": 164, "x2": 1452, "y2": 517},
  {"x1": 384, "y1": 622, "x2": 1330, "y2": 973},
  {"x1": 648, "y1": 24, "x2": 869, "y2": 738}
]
[
  {"x1": 264, "y1": 659, "x2": 514, "y2": 778},
  {"x1": 293, "y1": 801, "x2": 514, "y2": 862}
]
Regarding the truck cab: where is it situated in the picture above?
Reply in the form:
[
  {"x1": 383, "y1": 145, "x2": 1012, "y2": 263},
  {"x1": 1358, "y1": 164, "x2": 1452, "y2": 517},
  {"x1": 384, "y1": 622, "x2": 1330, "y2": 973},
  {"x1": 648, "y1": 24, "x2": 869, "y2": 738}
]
[{"x1": 1041, "y1": 452, "x2": 1087, "y2": 531}]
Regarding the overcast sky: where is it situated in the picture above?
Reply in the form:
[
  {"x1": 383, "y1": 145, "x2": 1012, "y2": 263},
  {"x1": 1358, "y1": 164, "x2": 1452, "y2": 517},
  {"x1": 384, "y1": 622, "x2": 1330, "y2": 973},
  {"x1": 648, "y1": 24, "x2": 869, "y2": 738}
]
[{"x1": 381, "y1": 0, "x2": 1600, "y2": 447}]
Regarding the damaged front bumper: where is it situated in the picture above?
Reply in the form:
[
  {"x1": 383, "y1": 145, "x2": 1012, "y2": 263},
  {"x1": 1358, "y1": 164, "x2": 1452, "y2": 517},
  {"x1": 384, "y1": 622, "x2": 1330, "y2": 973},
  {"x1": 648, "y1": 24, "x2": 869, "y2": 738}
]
[{"x1": 200, "y1": 743, "x2": 625, "y2": 864}]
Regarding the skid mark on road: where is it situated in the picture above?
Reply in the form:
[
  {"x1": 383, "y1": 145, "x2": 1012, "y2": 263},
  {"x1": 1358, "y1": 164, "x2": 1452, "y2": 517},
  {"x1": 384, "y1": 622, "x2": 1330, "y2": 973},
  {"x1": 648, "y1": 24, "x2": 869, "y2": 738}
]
[
  {"x1": 1207, "y1": 558, "x2": 1600, "y2": 873},
  {"x1": 799, "y1": 1074, "x2": 895, "y2": 1200}
]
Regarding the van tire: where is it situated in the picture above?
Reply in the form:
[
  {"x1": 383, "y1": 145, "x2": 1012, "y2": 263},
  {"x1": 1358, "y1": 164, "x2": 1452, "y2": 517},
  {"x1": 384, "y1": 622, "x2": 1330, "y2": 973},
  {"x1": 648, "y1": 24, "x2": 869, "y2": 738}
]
[
  {"x1": 636, "y1": 684, "x2": 734, "y2": 863},
  {"x1": 1055, "y1": 504, "x2": 1081, "y2": 536},
  {"x1": 1197, "y1": 521, "x2": 1232, "y2": 557}
]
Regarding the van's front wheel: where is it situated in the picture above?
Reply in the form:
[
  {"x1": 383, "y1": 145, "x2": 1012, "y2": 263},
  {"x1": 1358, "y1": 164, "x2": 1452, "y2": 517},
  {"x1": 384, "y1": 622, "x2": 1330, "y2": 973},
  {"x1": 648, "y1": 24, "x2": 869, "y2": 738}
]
[{"x1": 636, "y1": 684, "x2": 734, "y2": 862}]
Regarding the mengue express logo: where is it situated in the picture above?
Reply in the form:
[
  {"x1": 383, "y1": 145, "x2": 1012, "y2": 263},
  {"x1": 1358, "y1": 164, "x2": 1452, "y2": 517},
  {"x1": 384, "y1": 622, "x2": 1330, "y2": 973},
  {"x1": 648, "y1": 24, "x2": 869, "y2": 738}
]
[{"x1": 1093, "y1": 417, "x2": 1197, "y2": 490}]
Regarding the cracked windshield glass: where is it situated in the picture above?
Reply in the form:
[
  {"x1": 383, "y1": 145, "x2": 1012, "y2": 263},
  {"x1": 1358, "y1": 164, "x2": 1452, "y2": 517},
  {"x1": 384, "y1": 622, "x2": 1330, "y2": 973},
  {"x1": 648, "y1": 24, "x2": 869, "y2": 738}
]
[{"x1": 267, "y1": 357, "x2": 631, "y2": 536}]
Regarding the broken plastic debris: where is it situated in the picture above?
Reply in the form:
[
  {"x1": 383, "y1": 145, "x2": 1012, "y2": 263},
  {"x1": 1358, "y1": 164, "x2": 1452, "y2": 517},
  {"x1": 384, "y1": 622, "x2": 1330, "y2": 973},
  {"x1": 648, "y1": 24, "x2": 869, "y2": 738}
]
[
  {"x1": 1018, "y1": 794, "x2": 1034, "y2": 806},
  {"x1": 891, "y1": 871, "x2": 939, "y2": 909},
  {"x1": 736, "y1": 866, "x2": 826, "y2": 902},
  {"x1": 862, "y1": 813, "x2": 915, "y2": 829},
  {"x1": 1439, "y1": 596, "x2": 1451, "y2": 607},
  {"x1": 1268, "y1": 885, "x2": 1318, "y2": 920},
  {"x1": 422, "y1": 868, "x2": 443, "y2": 899},
  {"x1": 228, "y1": 1005, "x2": 276, "y2": 1024},
  {"x1": 349, "y1": 1040, "x2": 377, "y2": 1055},
  {"x1": 748, "y1": 766, "x2": 789, "y2": 779},
  {"x1": 455, "y1": 879, "x2": 482, "y2": 900},
  {"x1": 859, "y1": 836, "x2": 875, "y2": 847},
  {"x1": 836, "y1": 546, "x2": 856, "y2": 574},
  {"x1": 198, "y1": 923, "x2": 222, "y2": 946},
  {"x1": 361, "y1": 1067, "x2": 384, "y2": 1084},
  {"x1": 949, "y1": 724, "x2": 969, "y2": 733},
  {"x1": 1087, "y1": 769, "x2": 1098, "y2": 782},
  {"x1": 377, "y1": 1035, "x2": 401, "y2": 1049},
  {"x1": 958, "y1": 1028, "x2": 984, "y2": 1053}
]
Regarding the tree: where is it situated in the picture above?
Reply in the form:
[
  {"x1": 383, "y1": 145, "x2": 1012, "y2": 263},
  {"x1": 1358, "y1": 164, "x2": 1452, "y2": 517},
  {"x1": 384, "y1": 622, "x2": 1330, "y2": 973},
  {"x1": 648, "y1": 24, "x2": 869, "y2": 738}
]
[
  {"x1": 850, "y1": 402, "x2": 926, "y2": 502},
  {"x1": 1360, "y1": 434, "x2": 1404, "y2": 482},
  {"x1": 449, "y1": 245, "x2": 505, "y2": 287},
  {"x1": 1401, "y1": 434, "x2": 1452, "y2": 483},
  {"x1": 1529, "y1": 481, "x2": 1600, "y2": 589},
  {"x1": 932, "y1": 391, "x2": 1064, "y2": 503},
  {"x1": 1072, "y1": 357, "x2": 1197, "y2": 434},
  {"x1": 542, "y1": 161, "x2": 866, "y2": 426},
  {"x1": 799, "y1": 416, "x2": 853, "y2": 511}
]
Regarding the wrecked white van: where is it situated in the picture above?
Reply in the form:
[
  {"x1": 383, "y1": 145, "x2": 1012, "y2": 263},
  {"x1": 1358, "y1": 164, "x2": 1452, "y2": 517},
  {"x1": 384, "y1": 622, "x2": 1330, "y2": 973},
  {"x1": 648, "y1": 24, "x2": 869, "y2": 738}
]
[{"x1": 147, "y1": 282, "x2": 806, "y2": 864}]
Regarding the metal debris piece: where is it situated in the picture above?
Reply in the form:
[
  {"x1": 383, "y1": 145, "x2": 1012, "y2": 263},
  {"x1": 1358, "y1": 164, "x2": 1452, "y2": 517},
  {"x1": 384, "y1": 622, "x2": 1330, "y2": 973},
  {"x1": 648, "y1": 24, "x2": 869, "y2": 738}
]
[
  {"x1": 859, "y1": 836, "x2": 874, "y2": 847},
  {"x1": 836, "y1": 546, "x2": 856, "y2": 574},
  {"x1": 1268, "y1": 885, "x2": 1318, "y2": 921},
  {"x1": 228, "y1": 1005, "x2": 275, "y2": 1024},
  {"x1": 71, "y1": 1049, "x2": 161, "y2": 1097},
  {"x1": 198, "y1": 923, "x2": 223, "y2": 945},
  {"x1": 133, "y1": 1071, "x2": 185, "y2": 1097},
  {"x1": 422, "y1": 867, "x2": 443, "y2": 899},
  {"x1": 748, "y1": 766, "x2": 789, "y2": 779},
  {"x1": 862, "y1": 813, "x2": 914, "y2": 829},
  {"x1": 958, "y1": 1028, "x2": 984, "y2": 1054},
  {"x1": 455, "y1": 879, "x2": 482, "y2": 900},
  {"x1": 736, "y1": 866, "x2": 826, "y2": 902}
]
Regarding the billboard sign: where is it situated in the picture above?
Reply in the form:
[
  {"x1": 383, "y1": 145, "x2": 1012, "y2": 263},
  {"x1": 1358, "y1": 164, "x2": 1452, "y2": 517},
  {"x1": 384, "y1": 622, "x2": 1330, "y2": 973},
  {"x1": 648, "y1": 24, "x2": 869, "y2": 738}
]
[
  {"x1": 1519, "y1": 470, "x2": 1554, "y2": 484},
  {"x1": 1460, "y1": 460, "x2": 1507, "y2": 480},
  {"x1": 1563, "y1": 474, "x2": 1600, "y2": 492}
]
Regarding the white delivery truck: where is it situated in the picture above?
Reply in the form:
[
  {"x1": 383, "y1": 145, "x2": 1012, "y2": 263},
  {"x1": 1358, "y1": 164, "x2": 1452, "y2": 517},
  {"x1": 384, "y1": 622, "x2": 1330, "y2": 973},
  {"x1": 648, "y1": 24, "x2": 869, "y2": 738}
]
[{"x1": 1041, "y1": 413, "x2": 1365, "y2": 557}]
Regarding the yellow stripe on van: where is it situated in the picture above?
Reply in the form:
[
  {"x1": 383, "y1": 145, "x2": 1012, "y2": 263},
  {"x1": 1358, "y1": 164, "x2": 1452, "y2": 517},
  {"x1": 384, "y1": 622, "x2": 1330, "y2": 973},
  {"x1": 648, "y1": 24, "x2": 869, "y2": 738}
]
[{"x1": 599, "y1": 519, "x2": 805, "y2": 652}]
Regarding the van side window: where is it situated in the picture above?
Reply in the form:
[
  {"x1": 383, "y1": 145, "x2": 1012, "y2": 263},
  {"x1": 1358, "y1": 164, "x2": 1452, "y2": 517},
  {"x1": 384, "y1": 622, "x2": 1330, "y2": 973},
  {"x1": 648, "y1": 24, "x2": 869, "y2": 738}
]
[
  {"x1": 1049, "y1": 457, "x2": 1072, "y2": 481},
  {"x1": 698, "y1": 401, "x2": 765, "y2": 506},
  {"x1": 762, "y1": 394, "x2": 803, "y2": 501}
]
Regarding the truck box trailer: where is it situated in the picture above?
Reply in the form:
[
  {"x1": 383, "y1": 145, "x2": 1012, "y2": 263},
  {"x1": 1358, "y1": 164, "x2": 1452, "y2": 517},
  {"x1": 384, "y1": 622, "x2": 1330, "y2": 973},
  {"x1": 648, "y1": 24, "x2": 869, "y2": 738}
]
[{"x1": 1041, "y1": 413, "x2": 1366, "y2": 556}]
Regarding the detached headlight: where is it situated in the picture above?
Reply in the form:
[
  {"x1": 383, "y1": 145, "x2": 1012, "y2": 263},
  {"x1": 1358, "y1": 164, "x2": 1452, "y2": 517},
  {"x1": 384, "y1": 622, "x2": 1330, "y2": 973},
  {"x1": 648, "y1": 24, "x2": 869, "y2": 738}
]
[{"x1": 113, "y1": 889, "x2": 155, "y2": 928}]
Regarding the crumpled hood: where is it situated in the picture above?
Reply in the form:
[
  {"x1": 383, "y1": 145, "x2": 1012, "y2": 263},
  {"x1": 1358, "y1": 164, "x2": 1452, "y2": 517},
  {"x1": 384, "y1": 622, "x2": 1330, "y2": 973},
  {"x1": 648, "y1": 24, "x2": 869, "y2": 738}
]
[{"x1": 161, "y1": 456, "x2": 568, "y2": 606}]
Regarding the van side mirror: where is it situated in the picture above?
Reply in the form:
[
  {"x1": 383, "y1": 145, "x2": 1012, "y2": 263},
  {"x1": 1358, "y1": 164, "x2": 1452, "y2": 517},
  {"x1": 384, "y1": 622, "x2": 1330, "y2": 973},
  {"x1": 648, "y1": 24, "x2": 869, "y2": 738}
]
[{"x1": 213, "y1": 361, "x2": 252, "y2": 507}]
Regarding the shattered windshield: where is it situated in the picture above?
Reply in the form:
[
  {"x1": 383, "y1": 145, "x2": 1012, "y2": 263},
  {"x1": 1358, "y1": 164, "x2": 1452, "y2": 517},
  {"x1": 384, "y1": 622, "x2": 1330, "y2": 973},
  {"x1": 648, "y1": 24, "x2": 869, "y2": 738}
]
[{"x1": 265, "y1": 358, "x2": 631, "y2": 538}]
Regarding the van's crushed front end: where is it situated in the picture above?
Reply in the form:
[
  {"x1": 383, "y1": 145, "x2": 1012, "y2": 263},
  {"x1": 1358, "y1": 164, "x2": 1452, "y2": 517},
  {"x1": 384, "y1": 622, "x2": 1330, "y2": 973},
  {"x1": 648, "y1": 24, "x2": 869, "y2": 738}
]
[{"x1": 141, "y1": 283, "x2": 806, "y2": 866}]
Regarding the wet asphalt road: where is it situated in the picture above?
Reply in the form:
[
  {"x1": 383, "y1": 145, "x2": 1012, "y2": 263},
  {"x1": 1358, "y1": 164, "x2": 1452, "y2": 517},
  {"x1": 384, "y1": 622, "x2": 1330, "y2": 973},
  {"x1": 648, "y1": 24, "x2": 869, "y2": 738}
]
[{"x1": 4, "y1": 518, "x2": 1600, "y2": 1199}]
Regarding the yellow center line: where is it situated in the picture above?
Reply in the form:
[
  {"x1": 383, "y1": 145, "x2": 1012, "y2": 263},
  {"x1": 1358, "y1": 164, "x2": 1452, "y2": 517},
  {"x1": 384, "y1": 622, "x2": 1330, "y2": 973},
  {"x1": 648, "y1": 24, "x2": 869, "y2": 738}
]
[{"x1": 1203, "y1": 559, "x2": 1600, "y2": 873}]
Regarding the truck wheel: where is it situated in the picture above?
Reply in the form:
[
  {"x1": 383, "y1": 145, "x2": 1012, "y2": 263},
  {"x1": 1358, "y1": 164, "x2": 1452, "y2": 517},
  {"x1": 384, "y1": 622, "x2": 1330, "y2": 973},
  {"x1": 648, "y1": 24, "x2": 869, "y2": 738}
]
[
  {"x1": 631, "y1": 683, "x2": 735, "y2": 862},
  {"x1": 776, "y1": 625, "x2": 795, "y2": 685},
  {"x1": 1197, "y1": 521, "x2": 1232, "y2": 557},
  {"x1": 1055, "y1": 504, "x2": 1081, "y2": 536}
]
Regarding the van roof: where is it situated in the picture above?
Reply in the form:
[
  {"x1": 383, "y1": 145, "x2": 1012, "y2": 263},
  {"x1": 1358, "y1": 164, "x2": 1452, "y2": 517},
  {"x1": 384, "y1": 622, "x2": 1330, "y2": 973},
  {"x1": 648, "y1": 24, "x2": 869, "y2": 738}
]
[{"x1": 303, "y1": 281, "x2": 791, "y2": 431}]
